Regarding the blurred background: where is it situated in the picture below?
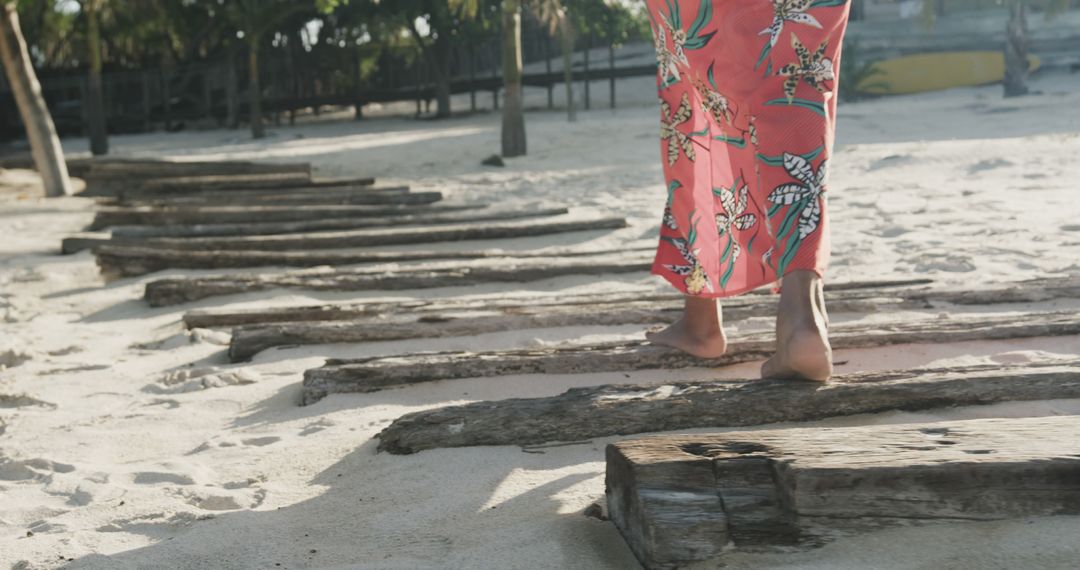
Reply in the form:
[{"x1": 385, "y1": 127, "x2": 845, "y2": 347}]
[{"x1": 2, "y1": 0, "x2": 1078, "y2": 149}]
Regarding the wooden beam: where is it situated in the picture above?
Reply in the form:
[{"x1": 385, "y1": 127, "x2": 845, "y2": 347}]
[
  {"x1": 145, "y1": 253, "x2": 653, "y2": 307},
  {"x1": 88, "y1": 204, "x2": 486, "y2": 230},
  {"x1": 183, "y1": 278, "x2": 935, "y2": 329},
  {"x1": 306, "y1": 311, "x2": 1080, "y2": 400},
  {"x1": 134, "y1": 173, "x2": 373, "y2": 193},
  {"x1": 99, "y1": 243, "x2": 643, "y2": 281},
  {"x1": 374, "y1": 357, "x2": 1080, "y2": 454},
  {"x1": 234, "y1": 278, "x2": 1080, "y2": 360},
  {"x1": 81, "y1": 159, "x2": 312, "y2": 196},
  {"x1": 71, "y1": 216, "x2": 626, "y2": 256},
  {"x1": 111, "y1": 186, "x2": 432, "y2": 208},
  {"x1": 607, "y1": 416, "x2": 1080, "y2": 568},
  {"x1": 109, "y1": 179, "x2": 395, "y2": 204},
  {"x1": 107, "y1": 207, "x2": 570, "y2": 239},
  {"x1": 191, "y1": 276, "x2": 1074, "y2": 330}
]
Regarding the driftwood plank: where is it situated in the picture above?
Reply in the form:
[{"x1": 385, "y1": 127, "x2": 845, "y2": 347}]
[
  {"x1": 79, "y1": 159, "x2": 312, "y2": 196},
  {"x1": 113, "y1": 186, "x2": 432, "y2": 208},
  {"x1": 98, "y1": 243, "x2": 648, "y2": 281},
  {"x1": 112, "y1": 180, "x2": 400, "y2": 204},
  {"x1": 71, "y1": 216, "x2": 626, "y2": 255},
  {"x1": 88, "y1": 204, "x2": 484, "y2": 230},
  {"x1": 231, "y1": 277, "x2": 1080, "y2": 360},
  {"x1": 303, "y1": 310, "x2": 1080, "y2": 399},
  {"x1": 374, "y1": 358, "x2": 1080, "y2": 454},
  {"x1": 108, "y1": 206, "x2": 569, "y2": 239},
  {"x1": 231, "y1": 305, "x2": 677, "y2": 362},
  {"x1": 607, "y1": 416, "x2": 1080, "y2": 569},
  {"x1": 145, "y1": 253, "x2": 654, "y2": 307},
  {"x1": 184, "y1": 278, "x2": 935, "y2": 329},
  {"x1": 120, "y1": 174, "x2": 375, "y2": 196}
]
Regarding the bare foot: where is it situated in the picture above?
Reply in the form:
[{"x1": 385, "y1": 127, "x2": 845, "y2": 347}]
[
  {"x1": 761, "y1": 271, "x2": 833, "y2": 381},
  {"x1": 646, "y1": 318, "x2": 728, "y2": 359},
  {"x1": 645, "y1": 295, "x2": 727, "y2": 359}
]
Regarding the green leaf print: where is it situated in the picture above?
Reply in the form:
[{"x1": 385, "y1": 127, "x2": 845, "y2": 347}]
[
  {"x1": 666, "y1": 180, "x2": 683, "y2": 206},
  {"x1": 763, "y1": 97, "x2": 827, "y2": 117},
  {"x1": 757, "y1": 145, "x2": 824, "y2": 167},
  {"x1": 713, "y1": 134, "x2": 747, "y2": 148},
  {"x1": 810, "y1": 0, "x2": 848, "y2": 8}
]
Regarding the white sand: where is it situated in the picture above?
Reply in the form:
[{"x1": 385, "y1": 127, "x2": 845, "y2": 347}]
[{"x1": 1, "y1": 69, "x2": 1079, "y2": 569}]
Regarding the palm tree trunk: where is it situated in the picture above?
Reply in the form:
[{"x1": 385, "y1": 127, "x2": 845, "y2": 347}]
[
  {"x1": 558, "y1": 12, "x2": 575, "y2": 122},
  {"x1": 1003, "y1": 0, "x2": 1030, "y2": 98},
  {"x1": 0, "y1": 2, "x2": 72, "y2": 197},
  {"x1": 433, "y1": 32, "x2": 452, "y2": 118},
  {"x1": 248, "y1": 37, "x2": 264, "y2": 139},
  {"x1": 501, "y1": 0, "x2": 526, "y2": 157},
  {"x1": 85, "y1": 0, "x2": 108, "y2": 155}
]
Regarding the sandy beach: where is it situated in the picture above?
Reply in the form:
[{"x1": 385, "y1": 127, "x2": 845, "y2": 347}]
[{"x1": 1, "y1": 67, "x2": 1079, "y2": 569}]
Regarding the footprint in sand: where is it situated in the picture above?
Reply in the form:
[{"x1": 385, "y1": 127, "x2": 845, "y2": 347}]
[
  {"x1": 133, "y1": 472, "x2": 196, "y2": 486},
  {"x1": 906, "y1": 252, "x2": 977, "y2": 273},
  {"x1": 0, "y1": 347, "x2": 34, "y2": 370},
  {"x1": 0, "y1": 393, "x2": 56, "y2": 409},
  {"x1": 152, "y1": 367, "x2": 260, "y2": 394},
  {"x1": 0, "y1": 456, "x2": 76, "y2": 481},
  {"x1": 241, "y1": 436, "x2": 281, "y2": 447},
  {"x1": 299, "y1": 419, "x2": 336, "y2": 436},
  {"x1": 967, "y1": 158, "x2": 1014, "y2": 175}
]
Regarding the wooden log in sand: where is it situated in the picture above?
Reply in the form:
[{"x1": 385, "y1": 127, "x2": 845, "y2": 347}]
[
  {"x1": 108, "y1": 207, "x2": 570, "y2": 239},
  {"x1": 305, "y1": 311, "x2": 1080, "y2": 400},
  {"x1": 607, "y1": 415, "x2": 1080, "y2": 568},
  {"x1": 233, "y1": 278, "x2": 1080, "y2": 360},
  {"x1": 71, "y1": 216, "x2": 625, "y2": 255},
  {"x1": 113, "y1": 186, "x2": 428, "y2": 208},
  {"x1": 81, "y1": 160, "x2": 311, "y2": 196},
  {"x1": 88, "y1": 204, "x2": 485, "y2": 230},
  {"x1": 231, "y1": 306, "x2": 677, "y2": 362},
  {"x1": 114, "y1": 180, "x2": 399, "y2": 204},
  {"x1": 374, "y1": 358, "x2": 1080, "y2": 454},
  {"x1": 86, "y1": 158, "x2": 310, "y2": 178},
  {"x1": 185, "y1": 278, "x2": 935, "y2": 329},
  {"x1": 99, "y1": 242, "x2": 642, "y2": 281},
  {"x1": 114, "y1": 171, "x2": 315, "y2": 198},
  {"x1": 127, "y1": 173, "x2": 374, "y2": 194},
  {"x1": 145, "y1": 252, "x2": 652, "y2": 307}
]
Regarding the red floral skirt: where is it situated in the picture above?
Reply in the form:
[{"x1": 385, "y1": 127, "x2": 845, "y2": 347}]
[{"x1": 647, "y1": 0, "x2": 850, "y2": 297}]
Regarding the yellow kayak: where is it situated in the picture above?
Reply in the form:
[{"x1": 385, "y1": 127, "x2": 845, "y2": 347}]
[{"x1": 857, "y1": 51, "x2": 1042, "y2": 95}]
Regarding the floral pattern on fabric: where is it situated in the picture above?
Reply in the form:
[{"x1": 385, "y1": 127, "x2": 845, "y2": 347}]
[{"x1": 648, "y1": 0, "x2": 850, "y2": 297}]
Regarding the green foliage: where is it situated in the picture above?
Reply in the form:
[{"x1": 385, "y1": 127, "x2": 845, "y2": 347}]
[{"x1": 838, "y1": 40, "x2": 887, "y2": 103}]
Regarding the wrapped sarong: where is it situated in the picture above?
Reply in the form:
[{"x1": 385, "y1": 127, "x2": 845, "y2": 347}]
[{"x1": 647, "y1": 0, "x2": 850, "y2": 297}]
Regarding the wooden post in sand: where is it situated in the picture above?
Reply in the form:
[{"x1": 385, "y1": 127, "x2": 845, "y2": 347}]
[{"x1": 607, "y1": 416, "x2": 1080, "y2": 568}]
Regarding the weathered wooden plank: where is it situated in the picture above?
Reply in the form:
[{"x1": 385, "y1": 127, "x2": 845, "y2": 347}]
[
  {"x1": 373, "y1": 356, "x2": 1080, "y2": 454},
  {"x1": 114, "y1": 171, "x2": 316, "y2": 197},
  {"x1": 233, "y1": 306, "x2": 676, "y2": 362},
  {"x1": 112, "y1": 179, "x2": 397, "y2": 203},
  {"x1": 98, "y1": 242, "x2": 644, "y2": 281},
  {"x1": 88, "y1": 204, "x2": 485, "y2": 230},
  {"x1": 81, "y1": 160, "x2": 312, "y2": 196},
  {"x1": 183, "y1": 278, "x2": 935, "y2": 329},
  {"x1": 126, "y1": 173, "x2": 375, "y2": 194},
  {"x1": 232, "y1": 278, "x2": 1080, "y2": 359},
  {"x1": 108, "y1": 206, "x2": 569, "y2": 239},
  {"x1": 70, "y1": 216, "x2": 626, "y2": 255},
  {"x1": 145, "y1": 252, "x2": 654, "y2": 306},
  {"x1": 86, "y1": 158, "x2": 311, "y2": 178},
  {"x1": 607, "y1": 416, "x2": 1080, "y2": 568},
  {"x1": 112, "y1": 186, "x2": 430, "y2": 208},
  {"x1": 305, "y1": 311, "x2": 1080, "y2": 400}
]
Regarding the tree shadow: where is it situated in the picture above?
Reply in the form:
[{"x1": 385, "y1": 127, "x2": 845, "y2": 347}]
[{"x1": 68, "y1": 437, "x2": 642, "y2": 569}]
